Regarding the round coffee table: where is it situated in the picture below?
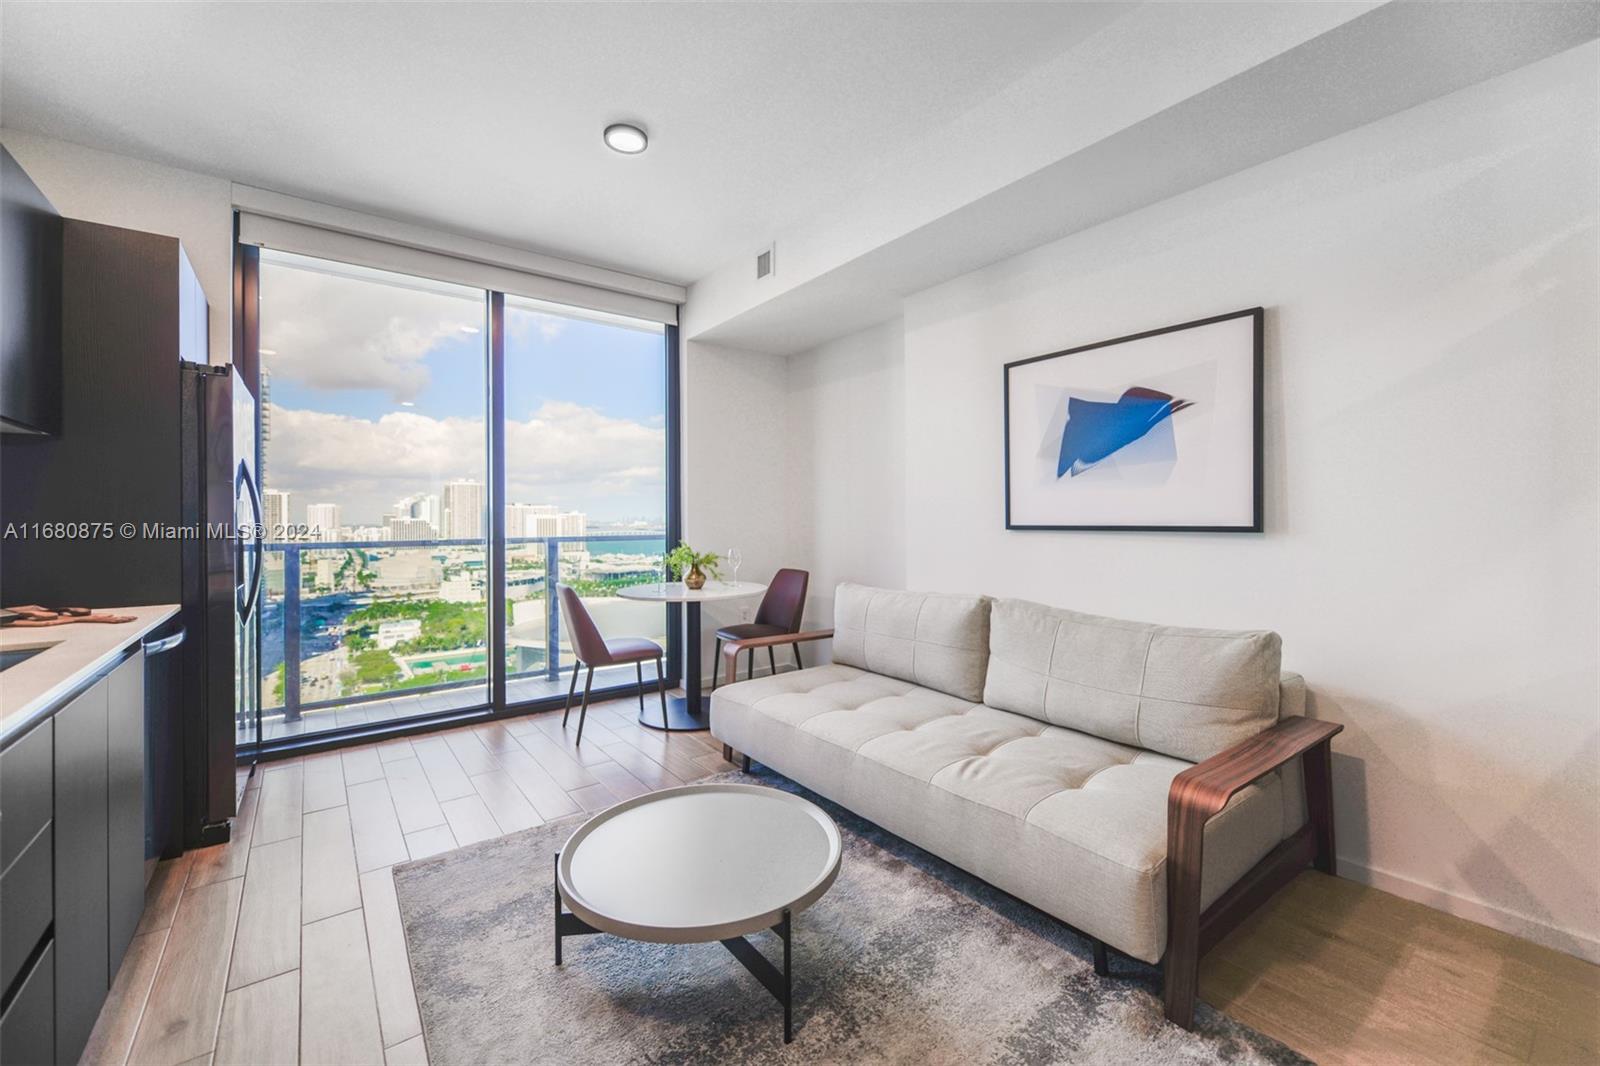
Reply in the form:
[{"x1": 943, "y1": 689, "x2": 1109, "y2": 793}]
[{"x1": 553, "y1": 783, "x2": 842, "y2": 1043}]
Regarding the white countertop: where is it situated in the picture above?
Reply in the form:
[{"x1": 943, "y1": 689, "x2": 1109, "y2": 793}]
[{"x1": 0, "y1": 604, "x2": 180, "y2": 747}]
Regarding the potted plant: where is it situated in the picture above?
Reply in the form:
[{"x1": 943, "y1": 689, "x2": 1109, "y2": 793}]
[{"x1": 664, "y1": 541, "x2": 721, "y2": 590}]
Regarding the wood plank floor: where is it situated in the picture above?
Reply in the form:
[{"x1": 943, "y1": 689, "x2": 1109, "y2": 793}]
[{"x1": 84, "y1": 696, "x2": 1597, "y2": 1065}]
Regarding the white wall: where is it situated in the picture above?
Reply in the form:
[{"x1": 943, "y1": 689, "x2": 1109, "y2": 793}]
[
  {"x1": 783, "y1": 319, "x2": 907, "y2": 641},
  {"x1": 784, "y1": 43, "x2": 1599, "y2": 960},
  {"x1": 1, "y1": 128, "x2": 235, "y2": 362},
  {"x1": 680, "y1": 339, "x2": 798, "y2": 676}
]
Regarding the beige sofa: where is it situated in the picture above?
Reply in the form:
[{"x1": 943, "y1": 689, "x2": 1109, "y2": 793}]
[{"x1": 710, "y1": 583, "x2": 1341, "y2": 1029}]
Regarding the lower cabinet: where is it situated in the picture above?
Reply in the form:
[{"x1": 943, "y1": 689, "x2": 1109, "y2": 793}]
[
  {"x1": 0, "y1": 943, "x2": 54, "y2": 1066},
  {"x1": 0, "y1": 646, "x2": 146, "y2": 1066},
  {"x1": 53, "y1": 673, "x2": 110, "y2": 1065},
  {"x1": 106, "y1": 653, "x2": 146, "y2": 970},
  {"x1": 49, "y1": 649, "x2": 146, "y2": 1066}
]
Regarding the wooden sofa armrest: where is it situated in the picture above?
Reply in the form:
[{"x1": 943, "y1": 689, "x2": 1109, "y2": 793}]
[
  {"x1": 1168, "y1": 715, "x2": 1343, "y2": 826},
  {"x1": 1163, "y1": 715, "x2": 1343, "y2": 1030},
  {"x1": 720, "y1": 629, "x2": 834, "y2": 687}
]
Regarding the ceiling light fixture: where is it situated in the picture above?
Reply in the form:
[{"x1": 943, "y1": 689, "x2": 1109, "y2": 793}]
[
  {"x1": 460, "y1": 325, "x2": 480, "y2": 334},
  {"x1": 400, "y1": 401, "x2": 415, "y2": 407},
  {"x1": 603, "y1": 123, "x2": 648, "y2": 155},
  {"x1": 259, "y1": 348, "x2": 278, "y2": 355}
]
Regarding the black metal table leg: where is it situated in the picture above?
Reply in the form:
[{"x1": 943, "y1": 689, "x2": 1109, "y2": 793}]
[
  {"x1": 553, "y1": 851, "x2": 601, "y2": 965},
  {"x1": 719, "y1": 908, "x2": 794, "y2": 1043}
]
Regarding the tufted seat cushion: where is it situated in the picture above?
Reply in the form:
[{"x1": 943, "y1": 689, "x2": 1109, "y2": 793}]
[{"x1": 712, "y1": 662, "x2": 1289, "y2": 963}]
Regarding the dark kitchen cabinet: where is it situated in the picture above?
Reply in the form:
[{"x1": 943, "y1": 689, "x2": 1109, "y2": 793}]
[
  {"x1": 0, "y1": 942, "x2": 54, "y2": 1066},
  {"x1": 0, "y1": 719, "x2": 52, "y2": 997},
  {"x1": 2, "y1": 630, "x2": 158, "y2": 1065},
  {"x1": 0, "y1": 145, "x2": 62, "y2": 436},
  {"x1": 0, "y1": 220, "x2": 198, "y2": 605},
  {"x1": 106, "y1": 651, "x2": 146, "y2": 970},
  {"x1": 46, "y1": 650, "x2": 146, "y2": 1066},
  {"x1": 52, "y1": 676, "x2": 109, "y2": 1065}
]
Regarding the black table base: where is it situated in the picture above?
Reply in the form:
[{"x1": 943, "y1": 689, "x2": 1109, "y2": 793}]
[
  {"x1": 638, "y1": 694, "x2": 708, "y2": 732},
  {"x1": 554, "y1": 853, "x2": 796, "y2": 1043},
  {"x1": 640, "y1": 599, "x2": 710, "y2": 733}
]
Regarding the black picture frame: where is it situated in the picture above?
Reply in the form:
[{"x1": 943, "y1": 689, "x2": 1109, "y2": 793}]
[{"x1": 1002, "y1": 306, "x2": 1264, "y2": 533}]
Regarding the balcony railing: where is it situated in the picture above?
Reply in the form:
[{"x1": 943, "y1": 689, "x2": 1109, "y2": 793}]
[{"x1": 261, "y1": 532, "x2": 667, "y2": 723}]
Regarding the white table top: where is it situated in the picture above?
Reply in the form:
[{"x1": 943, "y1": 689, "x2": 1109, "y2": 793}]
[
  {"x1": 557, "y1": 783, "x2": 842, "y2": 943},
  {"x1": 616, "y1": 580, "x2": 766, "y2": 604}
]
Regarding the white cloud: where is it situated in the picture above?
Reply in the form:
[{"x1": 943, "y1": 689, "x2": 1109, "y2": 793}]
[
  {"x1": 260, "y1": 259, "x2": 481, "y2": 401},
  {"x1": 506, "y1": 308, "x2": 567, "y2": 344},
  {"x1": 264, "y1": 400, "x2": 664, "y2": 525}
]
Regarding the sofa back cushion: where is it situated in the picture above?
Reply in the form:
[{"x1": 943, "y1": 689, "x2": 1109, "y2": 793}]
[
  {"x1": 983, "y1": 597, "x2": 1281, "y2": 762},
  {"x1": 831, "y1": 584, "x2": 990, "y2": 702}
]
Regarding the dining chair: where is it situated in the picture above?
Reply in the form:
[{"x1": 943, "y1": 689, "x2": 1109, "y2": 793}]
[
  {"x1": 557, "y1": 584, "x2": 667, "y2": 741},
  {"x1": 712, "y1": 568, "x2": 809, "y2": 689}
]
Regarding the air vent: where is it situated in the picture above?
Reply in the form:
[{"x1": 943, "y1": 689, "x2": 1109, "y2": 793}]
[{"x1": 755, "y1": 245, "x2": 775, "y2": 280}]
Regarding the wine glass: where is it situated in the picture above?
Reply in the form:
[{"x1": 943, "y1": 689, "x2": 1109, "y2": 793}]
[{"x1": 727, "y1": 547, "x2": 742, "y2": 588}]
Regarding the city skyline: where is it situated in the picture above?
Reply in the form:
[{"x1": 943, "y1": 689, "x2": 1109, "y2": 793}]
[{"x1": 261, "y1": 479, "x2": 655, "y2": 543}]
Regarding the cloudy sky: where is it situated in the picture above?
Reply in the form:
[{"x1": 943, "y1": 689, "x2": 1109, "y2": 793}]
[{"x1": 259, "y1": 251, "x2": 666, "y2": 527}]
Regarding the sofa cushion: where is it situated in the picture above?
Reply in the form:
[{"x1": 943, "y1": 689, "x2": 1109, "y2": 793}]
[
  {"x1": 711, "y1": 665, "x2": 1286, "y2": 962},
  {"x1": 830, "y1": 583, "x2": 990, "y2": 702},
  {"x1": 982, "y1": 598, "x2": 1282, "y2": 763}
]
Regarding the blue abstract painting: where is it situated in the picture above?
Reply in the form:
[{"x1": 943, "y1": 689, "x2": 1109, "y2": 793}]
[
  {"x1": 1003, "y1": 307, "x2": 1262, "y2": 531},
  {"x1": 1056, "y1": 387, "x2": 1193, "y2": 478}
]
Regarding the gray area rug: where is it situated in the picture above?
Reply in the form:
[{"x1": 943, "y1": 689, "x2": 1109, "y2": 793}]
[{"x1": 393, "y1": 769, "x2": 1307, "y2": 1065}]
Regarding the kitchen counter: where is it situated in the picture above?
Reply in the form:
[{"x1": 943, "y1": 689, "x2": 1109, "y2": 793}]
[{"x1": 0, "y1": 604, "x2": 180, "y2": 748}]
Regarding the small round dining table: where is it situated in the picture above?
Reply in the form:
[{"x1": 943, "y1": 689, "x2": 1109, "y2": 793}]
[{"x1": 616, "y1": 580, "x2": 766, "y2": 731}]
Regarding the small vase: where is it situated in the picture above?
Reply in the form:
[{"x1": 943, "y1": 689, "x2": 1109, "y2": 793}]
[{"x1": 684, "y1": 565, "x2": 707, "y2": 590}]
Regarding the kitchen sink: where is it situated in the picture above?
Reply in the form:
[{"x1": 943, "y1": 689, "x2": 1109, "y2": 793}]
[{"x1": 0, "y1": 645, "x2": 55, "y2": 671}]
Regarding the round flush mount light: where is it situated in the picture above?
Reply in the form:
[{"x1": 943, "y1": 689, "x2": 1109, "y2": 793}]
[{"x1": 603, "y1": 123, "x2": 648, "y2": 154}]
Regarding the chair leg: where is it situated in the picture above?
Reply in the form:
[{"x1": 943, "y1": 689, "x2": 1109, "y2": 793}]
[
  {"x1": 656, "y1": 657, "x2": 668, "y2": 729},
  {"x1": 1092, "y1": 939, "x2": 1109, "y2": 977},
  {"x1": 562, "y1": 661, "x2": 580, "y2": 726},
  {"x1": 746, "y1": 648, "x2": 755, "y2": 681},
  {"x1": 576, "y1": 667, "x2": 594, "y2": 745},
  {"x1": 636, "y1": 661, "x2": 645, "y2": 713},
  {"x1": 722, "y1": 743, "x2": 734, "y2": 762},
  {"x1": 741, "y1": 754, "x2": 751, "y2": 773},
  {"x1": 712, "y1": 638, "x2": 722, "y2": 690},
  {"x1": 793, "y1": 643, "x2": 803, "y2": 670},
  {"x1": 767, "y1": 646, "x2": 777, "y2": 677}
]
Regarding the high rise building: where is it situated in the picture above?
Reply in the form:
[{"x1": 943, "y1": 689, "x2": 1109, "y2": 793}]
[
  {"x1": 505, "y1": 503, "x2": 586, "y2": 553},
  {"x1": 393, "y1": 491, "x2": 441, "y2": 533},
  {"x1": 305, "y1": 502, "x2": 342, "y2": 541},
  {"x1": 385, "y1": 516, "x2": 433, "y2": 541},
  {"x1": 262, "y1": 489, "x2": 291, "y2": 540},
  {"x1": 442, "y1": 479, "x2": 484, "y2": 540},
  {"x1": 258, "y1": 367, "x2": 271, "y2": 489},
  {"x1": 504, "y1": 503, "x2": 556, "y2": 539}
]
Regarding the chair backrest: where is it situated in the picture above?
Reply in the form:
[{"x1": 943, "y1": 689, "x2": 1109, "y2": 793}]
[
  {"x1": 755, "y1": 568, "x2": 809, "y2": 632},
  {"x1": 557, "y1": 584, "x2": 609, "y2": 665}
]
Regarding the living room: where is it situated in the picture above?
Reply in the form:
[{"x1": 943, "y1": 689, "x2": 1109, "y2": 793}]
[{"x1": 0, "y1": 3, "x2": 1595, "y2": 1065}]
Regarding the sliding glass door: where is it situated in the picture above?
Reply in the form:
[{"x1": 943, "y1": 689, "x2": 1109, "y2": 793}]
[
  {"x1": 249, "y1": 247, "x2": 672, "y2": 746},
  {"x1": 256, "y1": 250, "x2": 490, "y2": 740},
  {"x1": 501, "y1": 297, "x2": 669, "y2": 703}
]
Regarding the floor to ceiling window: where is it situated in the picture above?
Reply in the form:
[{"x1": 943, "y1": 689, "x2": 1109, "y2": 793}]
[
  {"x1": 248, "y1": 244, "x2": 674, "y2": 747},
  {"x1": 501, "y1": 297, "x2": 669, "y2": 702},
  {"x1": 256, "y1": 251, "x2": 490, "y2": 740}
]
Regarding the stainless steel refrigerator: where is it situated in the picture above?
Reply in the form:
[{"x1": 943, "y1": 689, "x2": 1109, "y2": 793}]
[{"x1": 179, "y1": 361, "x2": 261, "y2": 849}]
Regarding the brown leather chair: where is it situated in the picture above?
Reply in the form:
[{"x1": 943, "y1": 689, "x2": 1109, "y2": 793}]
[
  {"x1": 557, "y1": 584, "x2": 667, "y2": 741},
  {"x1": 712, "y1": 568, "x2": 809, "y2": 689}
]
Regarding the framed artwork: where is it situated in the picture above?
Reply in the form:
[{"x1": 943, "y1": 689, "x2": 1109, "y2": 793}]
[{"x1": 1003, "y1": 307, "x2": 1263, "y2": 532}]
